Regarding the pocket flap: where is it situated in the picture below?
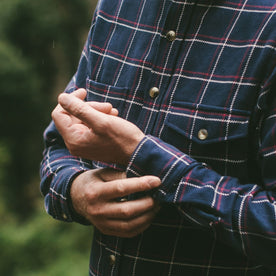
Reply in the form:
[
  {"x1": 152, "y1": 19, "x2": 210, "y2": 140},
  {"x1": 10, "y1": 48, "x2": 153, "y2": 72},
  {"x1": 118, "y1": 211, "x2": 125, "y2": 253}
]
[
  {"x1": 165, "y1": 101, "x2": 250, "y2": 145},
  {"x1": 86, "y1": 78, "x2": 129, "y2": 108}
]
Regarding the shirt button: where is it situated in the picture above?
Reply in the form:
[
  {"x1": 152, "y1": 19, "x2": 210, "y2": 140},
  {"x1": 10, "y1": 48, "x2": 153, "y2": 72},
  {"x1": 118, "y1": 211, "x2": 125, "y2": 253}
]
[
  {"x1": 119, "y1": 197, "x2": 128, "y2": 202},
  {"x1": 109, "y1": 254, "x2": 116, "y2": 266},
  {"x1": 149, "y1": 87, "x2": 160, "y2": 99},
  {"x1": 166, "y1": 30, "x2": 176, "y2": 42},
  {"x1": 198, "y1": 129, "x2": 208, "y2": 140}
]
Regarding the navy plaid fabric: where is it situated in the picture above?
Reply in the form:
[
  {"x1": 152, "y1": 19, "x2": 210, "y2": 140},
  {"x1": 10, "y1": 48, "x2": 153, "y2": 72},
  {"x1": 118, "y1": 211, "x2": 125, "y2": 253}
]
[{"x1": 40, "y1": 0, "x2": 276, "y2": 275}]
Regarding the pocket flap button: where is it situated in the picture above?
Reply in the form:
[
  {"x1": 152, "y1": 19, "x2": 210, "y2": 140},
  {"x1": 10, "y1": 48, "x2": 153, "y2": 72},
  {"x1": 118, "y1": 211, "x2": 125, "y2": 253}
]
[{"x1": 198, "y1": 129, "x2": 208, "y2": 140}]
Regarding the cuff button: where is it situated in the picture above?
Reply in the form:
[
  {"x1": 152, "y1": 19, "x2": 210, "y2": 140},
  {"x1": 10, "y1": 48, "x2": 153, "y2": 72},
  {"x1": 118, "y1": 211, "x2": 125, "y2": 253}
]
[{"x1": 109, "y1": 254, "x2": 116, "y2": 265}]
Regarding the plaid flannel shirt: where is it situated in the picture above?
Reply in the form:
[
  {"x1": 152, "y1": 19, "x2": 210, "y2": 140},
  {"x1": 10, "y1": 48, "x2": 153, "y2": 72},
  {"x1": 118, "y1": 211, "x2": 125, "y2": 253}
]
[{"x1": 40, "y1": 0, "x2": 276, "y2": 275}]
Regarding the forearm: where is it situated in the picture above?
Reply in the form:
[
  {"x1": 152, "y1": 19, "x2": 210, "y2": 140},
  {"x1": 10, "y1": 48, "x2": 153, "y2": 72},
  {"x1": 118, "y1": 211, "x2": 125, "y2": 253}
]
[{"x1": 126, "y1": 135, "x2": 276, "y2": 268}]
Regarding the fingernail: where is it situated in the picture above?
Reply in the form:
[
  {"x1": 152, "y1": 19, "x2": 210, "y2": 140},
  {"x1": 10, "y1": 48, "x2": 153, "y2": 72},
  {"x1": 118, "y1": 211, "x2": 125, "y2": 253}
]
[{"x1": 148, "y1": 176, "x2": 161, "y2": 187}]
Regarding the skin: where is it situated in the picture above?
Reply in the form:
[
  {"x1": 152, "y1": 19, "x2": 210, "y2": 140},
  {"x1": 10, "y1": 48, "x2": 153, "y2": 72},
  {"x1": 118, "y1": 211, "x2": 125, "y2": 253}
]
[
  {"x1": 53, "y1": 88, "x2": 145, "y2": 165},
  {"x1": 51, "y1": 89, "x2": 161, "y2": 237},
  {"x1": 70, "y1": 168, "x2": 161, "y2": 238}
]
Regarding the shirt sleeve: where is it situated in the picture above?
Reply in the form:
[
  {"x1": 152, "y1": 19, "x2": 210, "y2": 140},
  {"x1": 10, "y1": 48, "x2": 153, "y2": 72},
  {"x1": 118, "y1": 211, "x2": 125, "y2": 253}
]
[
  {"x1": 40, "y1": 122, "x2": 92, "y2": 224},
  {"x1": 39, "y1": 20, "x2": 97, "y2": 224},
  {"x1": 126, "y1": 70, "x2": 276, "y2": 268}
]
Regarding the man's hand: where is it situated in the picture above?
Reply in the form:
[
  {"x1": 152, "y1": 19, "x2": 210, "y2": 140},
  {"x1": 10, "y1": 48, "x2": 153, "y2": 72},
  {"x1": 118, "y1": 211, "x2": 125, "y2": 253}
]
[
  {"x1": 71, "y1": 169, "x2": 161, "y2": 238},
  {"x1": 51, "y1": 89, "x2": 145, "y2": 165}
]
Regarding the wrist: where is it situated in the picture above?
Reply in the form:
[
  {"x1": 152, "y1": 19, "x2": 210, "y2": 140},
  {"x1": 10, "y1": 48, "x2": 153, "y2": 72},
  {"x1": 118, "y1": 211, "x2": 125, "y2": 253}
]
[
  {"x1": 122, "y1": 132, "x2": 145, "y2": 166},
  {"x1": 126, "y1": 135, "x2": 195, "y2": 194},
  {"x1": 68, "y1": 170, "x2": 91, "y2": 224}
]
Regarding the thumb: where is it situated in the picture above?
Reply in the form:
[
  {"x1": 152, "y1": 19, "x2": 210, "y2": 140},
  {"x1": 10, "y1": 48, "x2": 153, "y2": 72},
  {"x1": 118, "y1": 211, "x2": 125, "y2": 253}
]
[
  {"x1": 65, "y1": 89, "x2": 118, "y2": 115},
  {"x1": 58, "y1": 92, "x2": 110, "y2": 132},
  {"x1": 70, "y1": 88, "x2": 87, "y2": 100}
]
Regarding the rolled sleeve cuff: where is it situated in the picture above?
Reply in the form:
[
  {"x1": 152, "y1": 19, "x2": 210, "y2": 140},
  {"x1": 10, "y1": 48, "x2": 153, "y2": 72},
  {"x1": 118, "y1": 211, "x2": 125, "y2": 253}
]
[
  {"x1": 65, "y1": 169, "x2": 91, "y2": 225},
  {"x1": 45, "y1": 167, "x2": 91, "y2": 225},
  {"x1": 126, "y1": 135, "x2": 197, "y2": 196}
]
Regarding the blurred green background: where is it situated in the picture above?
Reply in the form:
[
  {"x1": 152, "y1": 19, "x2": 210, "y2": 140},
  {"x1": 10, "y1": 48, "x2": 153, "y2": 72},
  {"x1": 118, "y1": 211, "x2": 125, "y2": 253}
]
[{"x1": 0, "y1": 0, "x2": 98, "y2": 274}]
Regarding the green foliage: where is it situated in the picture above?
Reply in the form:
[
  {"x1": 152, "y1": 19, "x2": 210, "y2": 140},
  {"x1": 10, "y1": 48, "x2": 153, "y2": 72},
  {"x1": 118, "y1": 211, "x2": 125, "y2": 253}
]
[
  {"x1": 0, "y1": 203, "x2": 92, "y2": 276},
  {"x1": 0, "y1": 0, "x2": 98, "y2": 274},
  {"x1": 0, "y1": 0, "x2": 96, "y2": 217}
]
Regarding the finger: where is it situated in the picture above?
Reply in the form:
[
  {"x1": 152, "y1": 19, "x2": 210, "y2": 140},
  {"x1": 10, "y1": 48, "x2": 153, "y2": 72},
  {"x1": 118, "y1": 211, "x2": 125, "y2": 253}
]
[
  {"x1": 52, "y1": 89, "x2": 86, "y2": 124},
  {"x1": 52, "y1": 103, "x2": 73, "y2": 130},
  {"x1": 52, "y1": 101, "x2": 86, "y2": 133},
  {"x1": 96, "y1": 168, "x2": 126, "y2": 182},
  {"x1": 71, "y1": 88, "x2": 87, "y2": 100},
  {"x1": 100, "y1": 175, "x2": 161, "y2": 200},
  {"x1": 58, "y1": 93, "x2": 109, "y2": 132},
  {"x1": 87, "y1": 101, "x2": 114, "y2": 114},
  {"x1": 94, "y1": 205, "x2": 160, "y2": 238},
  {"x1": 93, "y1": 197, "x2": 158, "y2": 219},
  {"x1": 66, "y1": 90, "x2": 118, "y2": 116}
]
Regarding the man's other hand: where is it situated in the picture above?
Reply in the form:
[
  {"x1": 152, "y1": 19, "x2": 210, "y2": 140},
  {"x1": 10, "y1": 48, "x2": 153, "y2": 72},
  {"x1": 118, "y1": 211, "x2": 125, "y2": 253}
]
[{"x1": 71, "y1": 169, "x2": 161, "y2": 238}]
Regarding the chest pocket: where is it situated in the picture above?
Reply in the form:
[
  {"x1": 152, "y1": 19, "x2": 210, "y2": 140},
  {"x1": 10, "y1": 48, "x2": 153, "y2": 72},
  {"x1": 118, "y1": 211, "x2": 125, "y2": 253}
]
[
  {"x1": 163, "y1": 101, "x2": 251, "y2": 180},
  {"x1": 86, "y1": 78, "x2": 128, "y2": 112}
]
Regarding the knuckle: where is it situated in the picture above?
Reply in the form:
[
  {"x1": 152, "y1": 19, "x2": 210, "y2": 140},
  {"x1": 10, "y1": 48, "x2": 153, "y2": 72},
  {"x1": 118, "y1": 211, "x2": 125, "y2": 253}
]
[
  {"x1": 51, "y1": 107, "x2": 61, "y2": 121},
  {"x1": 94, "y1": 118, "x2": 110, "y2": 134},
  {"x1": 87, "y1": 205, "x2": 103, "y2": 217},
  {"x1": 120, "y1": 221, "x2": 132, "y2": 232},
  {"x1": 85, "y1": 189, "x2": 98, "y2": 202},
  {"x1": 119, "y1": 205, "x2": 131, "y2": 218},
  {"x1": 63, "y1": 98, "x2": 85, "y2": 117},
  {"x1": 116, "y1": 180, "x2": 126, "y2": 195},
  {"x1": 74, "y1": 103, "x2": 87, "y2": 117}
]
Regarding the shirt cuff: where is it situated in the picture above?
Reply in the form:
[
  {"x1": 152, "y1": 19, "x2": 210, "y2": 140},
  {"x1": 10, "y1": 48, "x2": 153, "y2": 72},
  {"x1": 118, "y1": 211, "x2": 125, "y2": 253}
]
[
  {"x1": 45, "y1": 166, "x2": 91, "y2": 225},
  {"x1": 65, "y1": 170, "x2": 91, "y2": 225},
  {"x1": 126, "y1": 135, "x2": 197, "y2": 197}
]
